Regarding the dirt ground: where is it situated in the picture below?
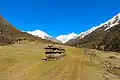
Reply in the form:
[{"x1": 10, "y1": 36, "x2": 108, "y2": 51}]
[{"x1": 0, "y1": 42, "x2": 119, "y2": 80}]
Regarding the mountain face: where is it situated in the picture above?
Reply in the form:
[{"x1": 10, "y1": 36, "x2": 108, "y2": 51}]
[
  {"x1": 0, "y1": 15, "x2": 51, "y2": 45},
  {"x1": 27, "y1": 30, "x2": 51, "y2": 39},
  {"x1": 66, "y1": 13, "x2": 120, "y2": 51},
  {"x1": 56, "y1": 33, "x2": 78, "y2": 43}
]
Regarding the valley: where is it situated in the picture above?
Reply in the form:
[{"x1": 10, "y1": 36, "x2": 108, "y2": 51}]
[{"x1": 0, "y1": 9, "x2": 120, "y2": 80}]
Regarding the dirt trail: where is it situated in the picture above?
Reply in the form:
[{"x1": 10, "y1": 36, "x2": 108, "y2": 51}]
[{"x1": 39, "y1": 55, "x2": 84, "y2": 80}]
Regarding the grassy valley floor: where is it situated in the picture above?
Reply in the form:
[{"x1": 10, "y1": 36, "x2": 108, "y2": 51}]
[{"x1": 0, "y1": 42, "x2": 119, "y2": 80}]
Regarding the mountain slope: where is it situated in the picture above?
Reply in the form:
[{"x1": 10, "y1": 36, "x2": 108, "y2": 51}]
[
  {"x1": 0, "y1": 15, "x2": 51, "y2": 45},
  {"x1": 44, "y1": 36, "x2": 62, "y2": 44},
  {"x1": 66, "y1": 13, "x2": 120, "y2": 51}
]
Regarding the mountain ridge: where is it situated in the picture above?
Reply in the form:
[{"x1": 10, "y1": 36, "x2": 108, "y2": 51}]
[
  {"x1": 76, "y1": 13, "x2": 120, "y2": 40},
  {"x1": 66, "y1": 13, "x2": 120, "y2": 51}
]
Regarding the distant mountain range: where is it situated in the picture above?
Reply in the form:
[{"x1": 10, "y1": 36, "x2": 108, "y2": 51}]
[
  {"x1": 66, "y1": 13, "x2": 120, "y2": 51},
  {"x1": 25, "y1": 13, "x2": 120, "y2": 51},
  {"x1": 1, "y1": 13, "x2": 120, "y2": 51},
  {"x1": 27, "y1": 30, "x2": 62, "y2": 44},
  {"x1": 27, "y1": 30, "x2": 78, "y2": 44}
]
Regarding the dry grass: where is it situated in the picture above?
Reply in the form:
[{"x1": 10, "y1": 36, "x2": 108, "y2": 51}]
[
  {"x1": 0, "y1": 42, "x2": 86, "y2": 80},
  {"x1": 84, "y1": 48, "x2": 120, "y2": 80},
  {"x1": 1, "y1": 42, "x2": 118, "y2": 80}
]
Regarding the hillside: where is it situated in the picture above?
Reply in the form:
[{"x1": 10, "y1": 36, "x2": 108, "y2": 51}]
[
  {"x1": 0, "y1": 15, "x2": 52, "y2": 45},
  {"x1": 44, "y1": 36, "x2": 62, "y2": 44},
  {"x1": 66, "y1": 13, "x2": 120, "y2": 51}
]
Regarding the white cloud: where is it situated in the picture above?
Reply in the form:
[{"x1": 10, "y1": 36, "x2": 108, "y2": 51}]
[
  {"x1": 56, "y1": 33, "x2": 78, "y2": 43},
  {"x1": 27, "y1": 30, "x2": 51, "y2": 39}
]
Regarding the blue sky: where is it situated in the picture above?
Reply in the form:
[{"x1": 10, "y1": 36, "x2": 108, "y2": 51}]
[{"x1": 0, "y1": 0, "x2": 120, "y2": 37}]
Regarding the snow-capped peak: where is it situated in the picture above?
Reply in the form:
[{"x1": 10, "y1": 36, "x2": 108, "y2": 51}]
[
  {"x1": 26, "y1": 30, "x2": 78, "y2": 43},
  {"x1": 27, "y1": 30, "x2": 51, "y2": 39},
  {"x1": 104, "y1": 13, "x2": 120, "y2": 31},
  {"x1": 26, "y1": 13, "x2": 120, "y2": 43},
  {"x1": 78, "y1": 13, "x2": 120, "y2": 39},
  {"x1": 56, "y1": 33, "x2": 78, "y2": 43}
]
